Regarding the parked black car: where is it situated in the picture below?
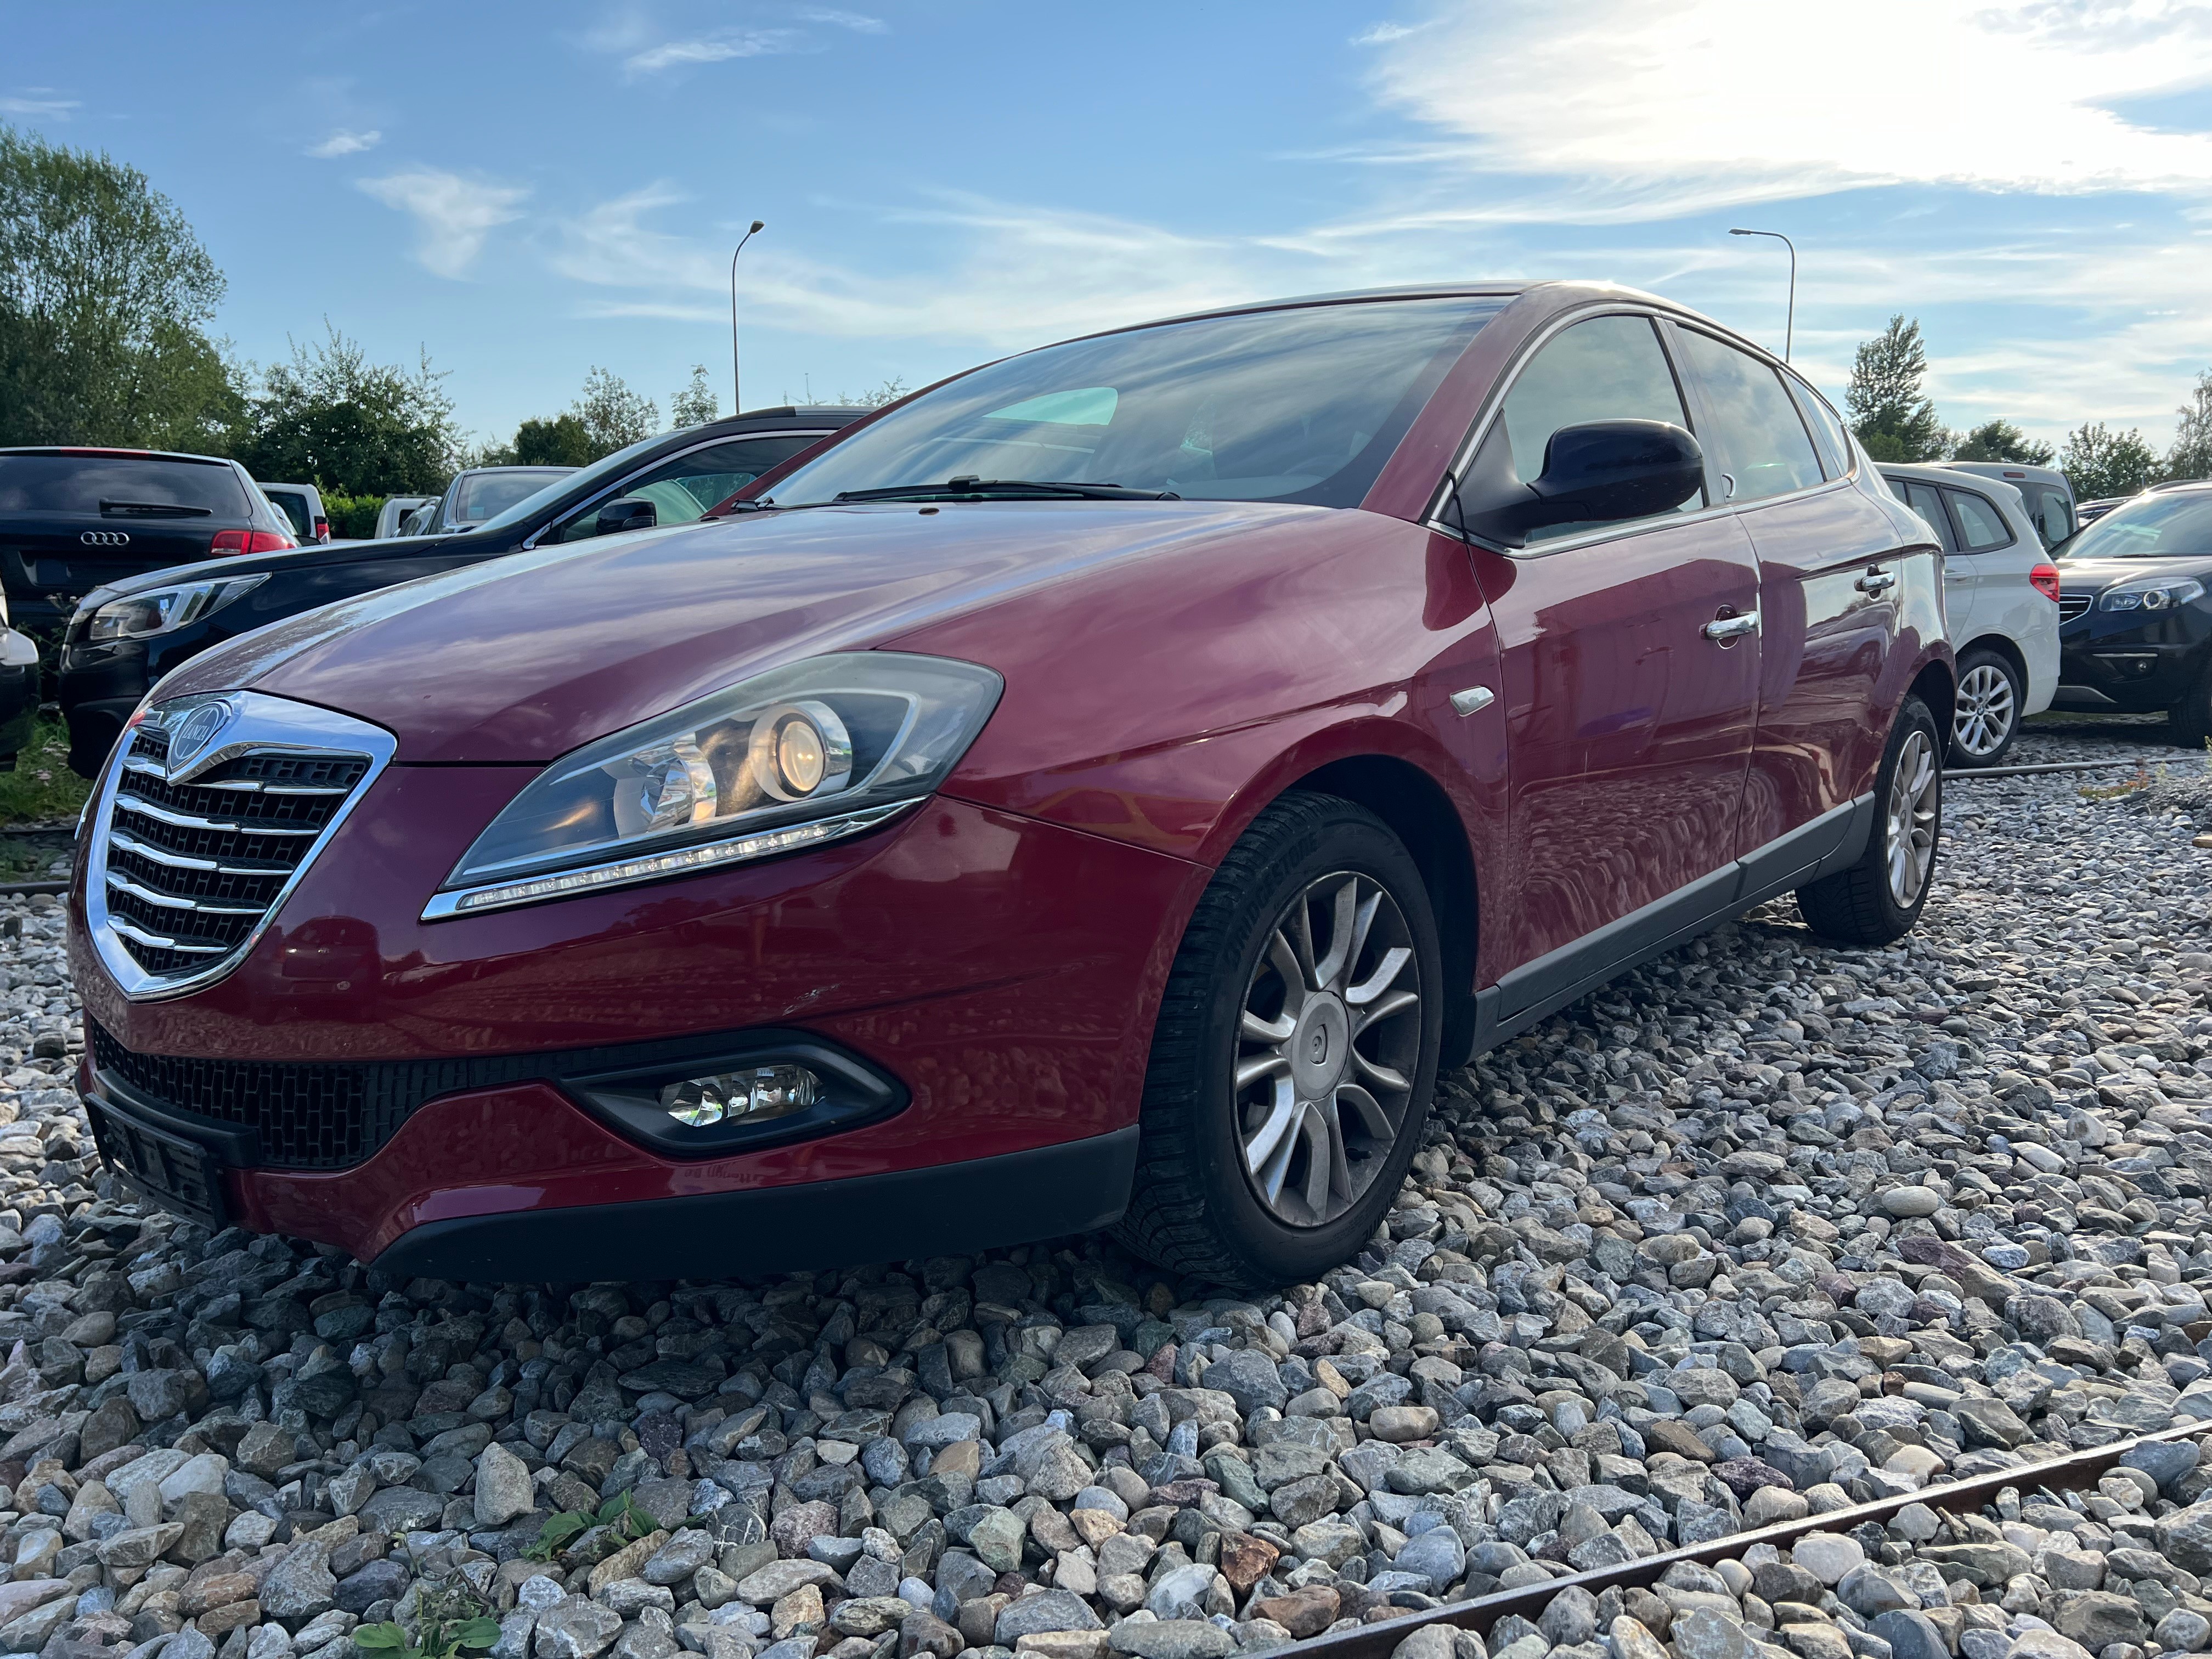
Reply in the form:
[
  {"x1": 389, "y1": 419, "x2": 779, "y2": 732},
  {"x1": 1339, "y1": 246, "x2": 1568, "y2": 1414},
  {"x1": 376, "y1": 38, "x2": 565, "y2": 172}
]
[
  {"x1": 2052, "y1": 479, "x2": 2212, "y2": 743},
  {"x1": 0, "y1": 448, "x2": 296, "y2": 634},
  {"x1": 59, "y1": 407, "x2": 865, "y2": 776}
]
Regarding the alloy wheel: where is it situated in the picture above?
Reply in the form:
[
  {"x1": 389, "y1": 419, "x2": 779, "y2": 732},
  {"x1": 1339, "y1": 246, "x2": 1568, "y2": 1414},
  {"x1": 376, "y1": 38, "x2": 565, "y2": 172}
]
[
  {"x1": 1953, "y1": 663, "x2": 2017, "y2": 760},
  {"x1": 1884, "y1": 729, "x2": 1940, "y2": 909},
  {"x1": 1232, "y1": 870, "x2": 1423, "y2": 1228}
]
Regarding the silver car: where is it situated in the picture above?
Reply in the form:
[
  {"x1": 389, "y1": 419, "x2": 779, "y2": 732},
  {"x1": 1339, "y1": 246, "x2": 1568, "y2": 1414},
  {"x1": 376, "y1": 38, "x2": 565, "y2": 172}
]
[{"x1": 402, "y1": 466, "x2": 576, "y2": 536}]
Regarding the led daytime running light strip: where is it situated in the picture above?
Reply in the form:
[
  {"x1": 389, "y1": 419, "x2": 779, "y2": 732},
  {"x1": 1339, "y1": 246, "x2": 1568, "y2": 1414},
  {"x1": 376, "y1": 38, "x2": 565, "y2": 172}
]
[{"x1": 421, "y1": 799, "x2": 920, "y2": 921}]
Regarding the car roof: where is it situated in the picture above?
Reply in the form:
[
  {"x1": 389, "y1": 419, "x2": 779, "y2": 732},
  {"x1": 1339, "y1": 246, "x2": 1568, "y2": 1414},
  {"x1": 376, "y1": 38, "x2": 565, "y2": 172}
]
[
  {"x1": 1879, "y1": 462, "x2": 2032, "y2": 515},
  {"x1": 0, "y1": 445, "x2": 236, "y2": 467}
]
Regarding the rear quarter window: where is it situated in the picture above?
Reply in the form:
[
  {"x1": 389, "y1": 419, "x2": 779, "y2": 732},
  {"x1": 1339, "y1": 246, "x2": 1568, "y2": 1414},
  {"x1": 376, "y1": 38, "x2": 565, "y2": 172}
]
[{"x1": 0, "y1": 455, "x2": 249, "y2": 516}]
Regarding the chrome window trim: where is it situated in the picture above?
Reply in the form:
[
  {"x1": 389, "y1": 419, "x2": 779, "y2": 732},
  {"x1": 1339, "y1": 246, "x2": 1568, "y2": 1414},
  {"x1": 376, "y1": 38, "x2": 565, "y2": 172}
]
[
  {"x1": 1423, "y1": 300, "x2": 1860, "y2": 560},
  {"x1": 84, "y1": 691, "x2": 397, "y2": 1002},
  {"x1": 518, "y1": 431, "x2": 838, "y2": 551}
]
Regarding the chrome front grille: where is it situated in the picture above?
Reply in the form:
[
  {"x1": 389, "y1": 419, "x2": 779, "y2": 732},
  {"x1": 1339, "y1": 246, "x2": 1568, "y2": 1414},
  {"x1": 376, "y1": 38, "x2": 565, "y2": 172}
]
[
  {"x1": 86, "y1": 693, "x2": 396, "y2": 998},
  {"x1": 2059, "y1": 594, "x2": 2092, "y2": 622}
]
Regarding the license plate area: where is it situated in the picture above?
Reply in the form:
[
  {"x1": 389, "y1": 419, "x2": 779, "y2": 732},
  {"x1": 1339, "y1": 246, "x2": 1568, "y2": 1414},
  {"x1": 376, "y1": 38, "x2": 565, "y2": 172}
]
[{"x1": 84, "y1": 1087, "x2": 240, "y2": 1227}]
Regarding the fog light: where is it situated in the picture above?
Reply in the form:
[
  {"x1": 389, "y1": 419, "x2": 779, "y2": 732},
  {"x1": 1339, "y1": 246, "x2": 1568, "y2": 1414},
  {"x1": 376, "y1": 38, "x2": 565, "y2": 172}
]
[{"x1": 659, "y1": 1064, "x2": 820, "y2": 1126}]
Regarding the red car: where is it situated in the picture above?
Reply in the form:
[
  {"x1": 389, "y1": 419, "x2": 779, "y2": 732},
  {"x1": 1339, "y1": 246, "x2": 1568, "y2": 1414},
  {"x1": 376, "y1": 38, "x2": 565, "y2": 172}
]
[{"x1": 70, "y1": 283, "x2": 1950, "y2": 1288}]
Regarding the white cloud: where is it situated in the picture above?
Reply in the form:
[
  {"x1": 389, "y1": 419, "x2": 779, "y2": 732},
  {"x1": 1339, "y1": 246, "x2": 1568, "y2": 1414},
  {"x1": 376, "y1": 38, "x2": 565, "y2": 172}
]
[
  {"x1": 624, "y1": 29, "x2": 810, "y2": 74},
  {"x1": 1350, "y1": 22, "x2": 1419, "y2": 44},
  {"x1": 0, "y1": 93, "x2": 78, "y2": 120},
  {"x1": 358, "y1": 169, "x2": 529, "y2": 279},
  {"x1": 797, "y1": 7, "x2": 887, "y2": 32},
  {"x1": 1362, "y1": 0, "x2": 2212, "y2": 210},
  {"x1": 308, "y1": 128, "x2": 382, "y2": 157}
]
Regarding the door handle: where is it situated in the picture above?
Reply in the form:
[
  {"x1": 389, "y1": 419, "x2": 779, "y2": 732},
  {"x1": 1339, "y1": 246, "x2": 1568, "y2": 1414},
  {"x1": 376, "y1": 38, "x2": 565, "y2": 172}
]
[
  {"x1": 1449, "y1": 685, "x2": 1495, "y2": 716},
  {"x1": 1858, "y1": 566, "x2": 1898, "y2": 594},
  {"x1": 1943, "y1": 567, "x2": 1971, "y2": 582},
  {"x1": 1702, "y1": 610, "x2": 1759, "y2": 642}
]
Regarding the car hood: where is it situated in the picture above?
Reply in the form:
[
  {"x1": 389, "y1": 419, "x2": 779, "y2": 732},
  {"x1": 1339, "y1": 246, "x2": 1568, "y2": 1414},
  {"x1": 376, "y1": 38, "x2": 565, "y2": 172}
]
[
  {"x1": 159, "y1": 499, "x2": 1322, "y2": 763},
  {"x1": 78, "y1": 530, "x2": 463, "y2": 607},
  {"x1": 2056, "y1": 553, "x2": 2212, "y2": 591}
]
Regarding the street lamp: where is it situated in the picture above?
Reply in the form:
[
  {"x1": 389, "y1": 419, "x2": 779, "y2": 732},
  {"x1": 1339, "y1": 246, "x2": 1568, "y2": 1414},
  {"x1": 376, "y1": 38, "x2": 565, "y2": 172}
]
[
  {"x1": 731, "y1": 219, "x2": 765, "y2": 413},
  {"x1": 1728, "y1": 227, "x2": 1796, "y2": 362}
]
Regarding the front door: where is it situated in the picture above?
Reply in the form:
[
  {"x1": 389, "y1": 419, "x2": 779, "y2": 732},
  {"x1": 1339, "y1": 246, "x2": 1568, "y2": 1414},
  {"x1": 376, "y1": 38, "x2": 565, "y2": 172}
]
[{"x1": 1450, "y1": 312, "x2": 1763, "y2": 1005}]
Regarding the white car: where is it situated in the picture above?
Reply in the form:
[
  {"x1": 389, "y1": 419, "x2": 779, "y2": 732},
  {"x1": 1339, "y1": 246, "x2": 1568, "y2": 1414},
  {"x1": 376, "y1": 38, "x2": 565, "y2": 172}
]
[
  {"x1": 258, "y1": 481, "x2": 329, "y2": 544},
  {"x1": 1881, "y1": 462, "x2": 2061, "y2": 766}
]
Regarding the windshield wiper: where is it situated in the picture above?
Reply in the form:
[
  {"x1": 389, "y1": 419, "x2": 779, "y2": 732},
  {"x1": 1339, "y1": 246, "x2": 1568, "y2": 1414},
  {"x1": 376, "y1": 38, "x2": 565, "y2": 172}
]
[
  {"x1": 99, "y1": 499, "x2": 214, "y2": 518},
  {"x1": 830, "y1": 477, "x2": 1179, "y2": 503}
]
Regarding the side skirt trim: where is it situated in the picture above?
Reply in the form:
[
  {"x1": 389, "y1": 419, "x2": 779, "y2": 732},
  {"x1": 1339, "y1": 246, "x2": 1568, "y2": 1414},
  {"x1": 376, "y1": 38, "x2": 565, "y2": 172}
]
[{"x1": 1466, "y1": 793, "x2": 1873, "y2": 1058}]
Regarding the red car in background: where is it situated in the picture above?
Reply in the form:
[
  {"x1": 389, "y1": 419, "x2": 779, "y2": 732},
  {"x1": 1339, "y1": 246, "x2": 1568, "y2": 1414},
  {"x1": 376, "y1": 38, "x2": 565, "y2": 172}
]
[{"x1": 70, "y1": 283, "x2": 1951, "y2": 1289}]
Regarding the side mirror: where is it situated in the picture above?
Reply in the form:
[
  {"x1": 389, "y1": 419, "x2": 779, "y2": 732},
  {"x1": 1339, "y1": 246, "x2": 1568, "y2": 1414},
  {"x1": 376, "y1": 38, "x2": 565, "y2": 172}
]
[
  {"x1": 1459, "y1": 420, "x2": 1703, "y2": 546},
  {"x1": 596, "y1": 498, "x2": 657, "y2": 535}
]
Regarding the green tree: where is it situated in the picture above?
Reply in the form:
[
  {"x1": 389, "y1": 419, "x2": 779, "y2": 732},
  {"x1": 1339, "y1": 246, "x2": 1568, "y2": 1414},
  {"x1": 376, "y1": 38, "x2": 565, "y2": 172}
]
[
  {"x1": 514, "y1": 414, "x2": 596, "y2": 467},
  {"x1": 2059, "y1": 421, "x2": 2162, "y2": 501},
  {"x1": 0, "y1": 123, "x2": 242, "y2": 450},
  {"x1": 237, "y1": 324, "x2": 459, "y2": 496},
  {"x1": 1845, "y1": 315, "x2": 1945, "y2": 462},
  {"x1": 670, "y1": 365, "x2": 719, "y2": 427},
  {"x1": 572, "y1": 366, "x2": 657, "y2": 458},
  {"x1": 2168, "y1": 369, "x2": 2212, "y2": 483},
  {"x1": 1948, "y1": 419, "x2": 2055, "y2": 466}
]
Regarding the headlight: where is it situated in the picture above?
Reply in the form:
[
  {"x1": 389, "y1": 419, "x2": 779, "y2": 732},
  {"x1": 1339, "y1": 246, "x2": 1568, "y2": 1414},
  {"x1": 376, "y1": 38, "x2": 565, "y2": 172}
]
[
  {"x1": 86, "y1": 575, "x2": 268, "y2": 641},
  {"x1": 424, "y1": 651, "x2": 1003, "y2": 919},
  {"x1": 2101, "y1": 577, "x2": 2205, "y2": 612}
]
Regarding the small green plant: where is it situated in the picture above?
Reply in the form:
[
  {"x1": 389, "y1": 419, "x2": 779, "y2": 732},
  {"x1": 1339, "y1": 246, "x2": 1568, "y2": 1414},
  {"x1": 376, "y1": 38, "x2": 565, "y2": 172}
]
[
  {"x1": 526, "y1": 1488, "x2": 649, "y2": 1562},
  {"x1": 0, "y1": 718, "x2": 93, "y2": 827},
  {"x1": 355, "y1": 1587, "x2": 499, "y2": 1659}
]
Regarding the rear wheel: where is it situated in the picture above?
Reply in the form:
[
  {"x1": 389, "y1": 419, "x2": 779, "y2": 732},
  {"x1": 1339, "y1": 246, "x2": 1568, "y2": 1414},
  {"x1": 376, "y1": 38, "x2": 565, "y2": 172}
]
[
  {"x1": 1796, "y1": 695, "x2": 1942, "y2": 946},
  {"x1": 1115, "y1": 793, "x2": 1442, "y2": 1288},
  {"x1": 1949, "y1": 648, "x2": 2022, "y2": 768}
]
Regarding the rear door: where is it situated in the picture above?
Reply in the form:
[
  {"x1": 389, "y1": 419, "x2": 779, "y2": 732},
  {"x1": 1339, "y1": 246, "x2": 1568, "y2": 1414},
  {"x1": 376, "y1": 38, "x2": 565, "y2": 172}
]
[
  {"x1": 1940, "y1": 482, "x2": 2034, "y2": 641},
  {"x1": 1449, "y1": 311, "x2": 1762, "y2": 1001},
  {"x1": 1668, "y1": 328, "x2": 1924, "y2": 862}
]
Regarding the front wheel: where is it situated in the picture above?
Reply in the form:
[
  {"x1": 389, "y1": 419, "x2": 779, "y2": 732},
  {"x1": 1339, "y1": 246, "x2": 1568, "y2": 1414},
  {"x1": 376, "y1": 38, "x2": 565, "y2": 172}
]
[
  {"x1": 1795, "y1": 695, "x2": 1942, "y2": 946},
  {"x1": 2171, "y1": 663, "x2": 2212, "y2": 750},
  {"x1": 1949, "y1": 648, "x2": 2023, "y2": 767},
  {"x1": 1115, "y1": 793, "x2": 1443, "y2": 1288}
]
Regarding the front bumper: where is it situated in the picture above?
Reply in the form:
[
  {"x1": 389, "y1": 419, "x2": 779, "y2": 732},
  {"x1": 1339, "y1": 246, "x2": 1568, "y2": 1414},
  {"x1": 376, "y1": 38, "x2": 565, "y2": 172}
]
[
  {"x1": 2055, "y1": 605, "x2": 2211, "y2": 710},
  {"x1": 71, "y1": 772, "x2": 1206, "y2": 1272}
]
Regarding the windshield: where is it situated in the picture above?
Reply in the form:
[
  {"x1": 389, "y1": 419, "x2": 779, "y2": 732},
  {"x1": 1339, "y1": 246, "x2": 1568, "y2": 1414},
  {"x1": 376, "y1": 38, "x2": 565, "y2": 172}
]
[
  {"x1": 760, "y1": 297, "x2": 1504, "y2": 509},
  {"x1": 453, "y1": 468, "x2": 573, "y2": 526},
  {"x1": 2056, "y1": 490, "x2": 2212, "y2": 560},
  {"x1": 472, "y1": 436, "x2": 670, "y2": 534},
  {"x1": 0, "y1": 454, "x2": 248, "y2": 516}
]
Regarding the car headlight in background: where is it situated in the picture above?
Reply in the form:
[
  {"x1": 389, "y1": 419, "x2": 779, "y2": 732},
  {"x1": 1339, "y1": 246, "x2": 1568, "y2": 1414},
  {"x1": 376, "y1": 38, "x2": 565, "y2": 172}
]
[
  {"x1": 86, "y1": 575, "x2": 268, "y2": 641},
  {"x1": 424, "y1": 651, "x2": 1003, "y2": 919},
  {"x1": 2101, "y1": 577, "x2": 2205, "y2": 612}
]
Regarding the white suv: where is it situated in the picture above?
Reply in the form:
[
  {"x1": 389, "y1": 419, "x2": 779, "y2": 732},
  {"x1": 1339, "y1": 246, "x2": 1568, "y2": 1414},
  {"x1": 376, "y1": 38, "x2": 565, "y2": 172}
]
[{"x1": 1881, "y1": 462, "x2": 2061, "y2": 766}]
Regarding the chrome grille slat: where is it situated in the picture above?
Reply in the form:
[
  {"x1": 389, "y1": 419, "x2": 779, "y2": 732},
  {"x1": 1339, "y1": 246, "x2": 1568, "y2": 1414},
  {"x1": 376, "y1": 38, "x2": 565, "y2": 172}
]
[
  {"x1": 112, "y1": 793, "x2": 322, "y2": 836},
  {"x1": 2059, "y1": 594, "x2": 2092, "y2": 622},
  {"x1": 107, "y1": 918, "x2": 228, "y2": 955},
  {"x1": 86, "y1": 695, "x2": 393, "y2": 996},
  {"x1": 106, "y1": 828, "x2": 290, "y2": 877},
  {"x1": 104, "y1": 873, "x2": 263, "y2": 915}
]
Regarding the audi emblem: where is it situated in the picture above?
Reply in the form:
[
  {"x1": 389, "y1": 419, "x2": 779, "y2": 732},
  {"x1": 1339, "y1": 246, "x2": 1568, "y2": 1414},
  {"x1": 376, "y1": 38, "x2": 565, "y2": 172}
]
[{"x1": 80, "y1": 531, "x2": 130, "y2": 547}]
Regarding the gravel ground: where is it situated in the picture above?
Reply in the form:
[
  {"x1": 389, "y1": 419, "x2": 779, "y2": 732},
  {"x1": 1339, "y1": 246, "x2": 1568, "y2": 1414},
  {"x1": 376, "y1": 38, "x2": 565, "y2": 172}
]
[
  {"x1": 1389, "y1": 1426, "x2": 2212, "y2": 1659},
  {"x1": 0, "y1": 718, "x2": 2204, "y2": 1659}
]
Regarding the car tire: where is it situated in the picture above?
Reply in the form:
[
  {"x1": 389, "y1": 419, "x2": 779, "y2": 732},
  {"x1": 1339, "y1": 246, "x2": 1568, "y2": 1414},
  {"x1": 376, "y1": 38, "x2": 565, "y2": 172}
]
[
  {"x1": 1796, "y1": 695, "x2": 1942, "y2": 947},
  {"x1": 1948, "y1": 647, "x2": 2023, "y2": 768},
  {"x1": 1114, "y1": 792, "x2": 1443, "y2": 1288},
  {"x1": 2170, "y1": 665, "x2": 2212, "y2": 750}
]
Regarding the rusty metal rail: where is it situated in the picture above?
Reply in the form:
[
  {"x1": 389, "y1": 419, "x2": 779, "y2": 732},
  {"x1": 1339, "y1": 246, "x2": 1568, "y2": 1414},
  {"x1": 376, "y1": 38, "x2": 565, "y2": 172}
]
[{"x1": 1289, "y1": 1419, "x2": 2210, "y2": 1659}]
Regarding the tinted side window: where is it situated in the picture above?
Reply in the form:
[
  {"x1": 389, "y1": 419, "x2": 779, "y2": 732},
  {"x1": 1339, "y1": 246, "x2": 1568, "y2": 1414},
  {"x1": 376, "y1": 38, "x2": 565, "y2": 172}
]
[
  {"x1": 1456, "y1": 313, "x2": 1702, "y2": 544},
  {"x1": 1787, "y1": 378, "x2": 1852, "y2": 478},
  {"x1": 264, "y1": 491, "x2": 311, "y2": 537},
  {"x1": 1673, "y1": 330, "x2": 1824, "y2": 504},
  {"x1": 1946, "y1": 488, "x2": 2012, "y2": 551},
  {"x1": 1902, "y1": 482, "x2": 1957, "y2": 552},
  {"x1": 2023, "y1": 485, "x2": 2072, "y2": 548},
  {"x1": 555, "y1": 437, "x2": 815, "y2": 542}
]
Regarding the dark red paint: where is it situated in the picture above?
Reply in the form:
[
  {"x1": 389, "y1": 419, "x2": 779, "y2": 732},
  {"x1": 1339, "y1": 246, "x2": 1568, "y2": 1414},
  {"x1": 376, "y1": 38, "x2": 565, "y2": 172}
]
[{"x1": 77, "y1": 282, "x2": 1953, "y2": 1267}]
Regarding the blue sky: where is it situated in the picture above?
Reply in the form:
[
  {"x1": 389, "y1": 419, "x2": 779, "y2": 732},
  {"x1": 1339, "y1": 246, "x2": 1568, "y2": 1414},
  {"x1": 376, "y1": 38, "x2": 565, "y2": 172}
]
[{"x1": 8, "y1": 1, "x2": 2212, "y2": 455}]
